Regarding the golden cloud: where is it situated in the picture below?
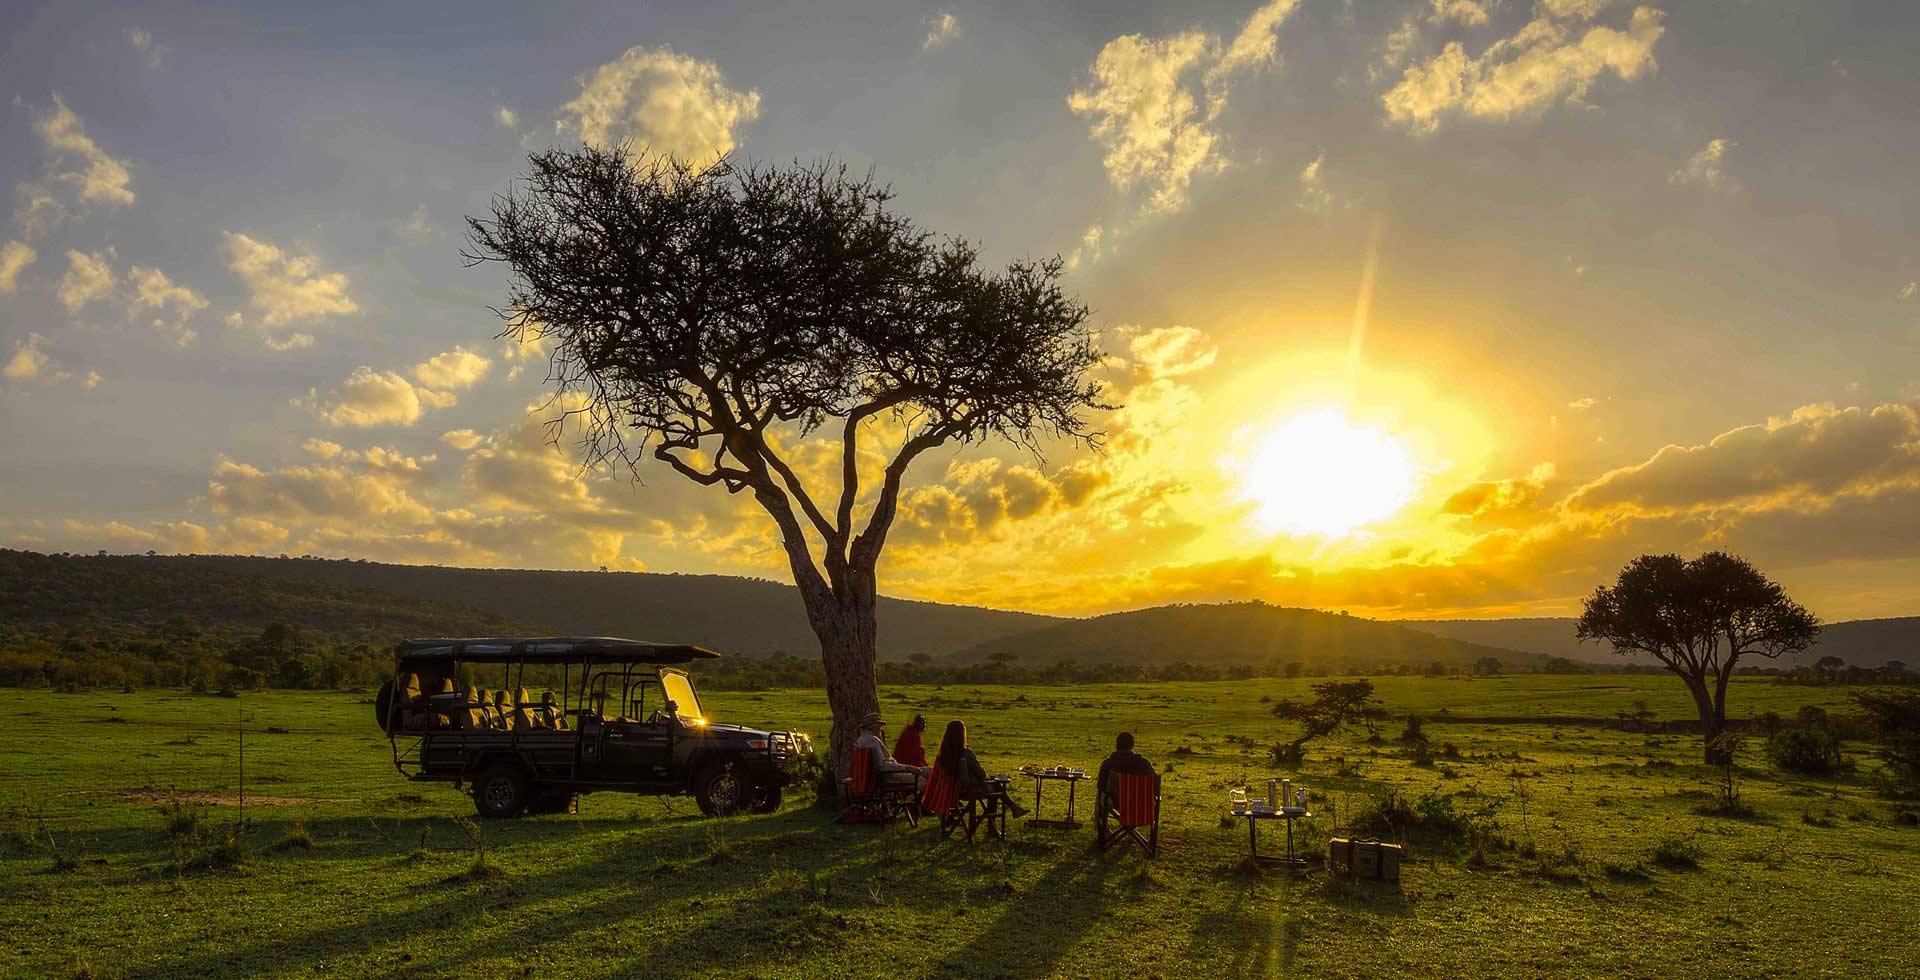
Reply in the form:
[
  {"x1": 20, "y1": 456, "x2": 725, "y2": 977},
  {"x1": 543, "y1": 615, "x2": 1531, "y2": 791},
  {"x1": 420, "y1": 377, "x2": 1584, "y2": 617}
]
[
  {"x1": 222, "y1": 232, "x2": 358, "y2": 335},
  {"x1": 556, "y1": 46, "x2": 761, "y2": 161}
]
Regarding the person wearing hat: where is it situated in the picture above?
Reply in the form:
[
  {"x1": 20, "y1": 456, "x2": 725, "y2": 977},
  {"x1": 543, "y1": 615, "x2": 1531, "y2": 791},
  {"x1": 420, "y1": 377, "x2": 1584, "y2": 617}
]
[
  {"x1": 855, "y1": 711, "x2": 929, "y2": 794},
  {"x1": 891, "y1": 713, "x2": 930, "y2": 769}
]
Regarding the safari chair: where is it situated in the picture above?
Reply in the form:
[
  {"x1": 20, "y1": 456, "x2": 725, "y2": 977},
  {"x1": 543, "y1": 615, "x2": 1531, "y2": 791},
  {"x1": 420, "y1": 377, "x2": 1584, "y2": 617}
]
[
  {"x1": 431, "y1": 678, "x2": 456, "y2": 728},
  {"x1": 491, "y1": 689, "x2": 514, "y2": 729},
  {"x1": 837, "y1": 746, "x2": 917, "y2": 826},
  {"x1": 463, "y1": 686, "x2": 490, "y2": 730},
  {"x1": 1097, "y1": 772, "x2": 1160, "y2": 857},
  {"x1": 537, "y1": 691, "x2": 567, "y2": 730},
  {"x1": 511, "y1": 689, "x2": 537, "y2": 732},
  {"x1": 920, "y1": 766, "x2": 968, "y2": 839},
  {"x1": 394, "y1": 672, "x2": 428, "y2": 731}
]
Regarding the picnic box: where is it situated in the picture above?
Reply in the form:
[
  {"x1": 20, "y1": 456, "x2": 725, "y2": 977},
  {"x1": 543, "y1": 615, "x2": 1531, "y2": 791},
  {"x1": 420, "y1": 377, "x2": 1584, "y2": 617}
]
[{"x1": 1328, "y1": 837, "x2": 1404, "y2": 882}]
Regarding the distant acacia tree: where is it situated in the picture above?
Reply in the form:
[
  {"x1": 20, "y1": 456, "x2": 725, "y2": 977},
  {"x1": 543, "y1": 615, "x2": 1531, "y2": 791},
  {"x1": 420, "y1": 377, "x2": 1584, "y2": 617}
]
[
  {"x1": 1271, "y1": 679, "x2": 1386, "y2": 765},
  {"x1": 1577, "y1": 552, "x2": 1819, "y2": 763},
  {"x1": 1472, "y1": 656, "x2": 1503, "y2": 676},
  {"x1": 467, "y1": 146, "x2": 1106, "y2": 771}
]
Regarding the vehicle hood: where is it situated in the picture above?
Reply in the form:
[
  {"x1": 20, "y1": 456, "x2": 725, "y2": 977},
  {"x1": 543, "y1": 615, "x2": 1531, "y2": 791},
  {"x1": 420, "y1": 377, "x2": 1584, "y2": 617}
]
[{"x1": 696, "y1": 722, "x2": 773, "y2": 739}]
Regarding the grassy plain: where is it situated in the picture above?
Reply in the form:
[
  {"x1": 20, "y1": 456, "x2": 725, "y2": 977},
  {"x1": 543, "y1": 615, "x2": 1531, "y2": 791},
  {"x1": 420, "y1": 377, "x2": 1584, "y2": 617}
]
[{"x1": 3, "y1": 676, "x2": 1916, "y2": 979}]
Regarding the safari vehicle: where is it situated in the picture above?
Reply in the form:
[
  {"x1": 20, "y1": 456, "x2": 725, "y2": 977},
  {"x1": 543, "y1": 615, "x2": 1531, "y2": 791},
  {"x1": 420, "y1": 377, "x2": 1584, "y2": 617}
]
[{"x1": 373, "y1": 636, "x2": 809, "y2": 818}]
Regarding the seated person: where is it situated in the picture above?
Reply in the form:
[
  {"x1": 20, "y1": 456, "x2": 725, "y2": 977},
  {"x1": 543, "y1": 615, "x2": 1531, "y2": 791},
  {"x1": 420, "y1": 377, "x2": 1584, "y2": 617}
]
[
  {"x1": 892, "y1": 714, "x2": 930, "y2": 768},
  {"x1": 933, "y1": 720, "x2": 1028, "y2": 818},
  {"x1": 855, "y1": 712, "x2": 928, "y2": 795},
  {"x1": 1097, "y1": 731, "x2": 1156, "y2": 804}
]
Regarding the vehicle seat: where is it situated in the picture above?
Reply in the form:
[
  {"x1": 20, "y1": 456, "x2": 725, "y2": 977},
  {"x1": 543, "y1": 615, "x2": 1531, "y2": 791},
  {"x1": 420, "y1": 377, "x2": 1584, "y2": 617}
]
[
  {"x1": 465, "y1": 685, "x2": 488, "y2": 729},
  {"x1": 491, "y1": 689, "x2": 513, "y2": 730},
  {"x1": 540, "y1": 691, "x2": 567, "y2": 730},
  {"x1": 513, "y1": 689, "x2": 536, "y2": 732},
  {"x1": 396, "y1": 672, "x2": 425, "y2": 730},
  {"x1": 433, "y1": 677, "x2": 455, "y2": 728}
]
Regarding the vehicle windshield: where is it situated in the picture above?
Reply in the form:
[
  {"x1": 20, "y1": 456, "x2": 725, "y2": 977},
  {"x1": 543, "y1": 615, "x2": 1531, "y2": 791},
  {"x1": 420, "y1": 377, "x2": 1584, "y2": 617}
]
[{"x1": 659, "y1": 671, "x2": 704, "y2": 724}]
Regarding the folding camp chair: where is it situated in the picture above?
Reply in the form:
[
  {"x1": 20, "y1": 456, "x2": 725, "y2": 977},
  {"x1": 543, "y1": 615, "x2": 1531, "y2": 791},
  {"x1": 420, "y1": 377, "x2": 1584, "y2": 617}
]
[
  {"x1": 1097, "y1": 772, "x2": 1160, "y2": 857},
  {"x1": 838, "y1": 746, "x2": 918, "y2": 825},
  {"x1": 921, "y1": 766, "x2": 970, "y2": 839}
]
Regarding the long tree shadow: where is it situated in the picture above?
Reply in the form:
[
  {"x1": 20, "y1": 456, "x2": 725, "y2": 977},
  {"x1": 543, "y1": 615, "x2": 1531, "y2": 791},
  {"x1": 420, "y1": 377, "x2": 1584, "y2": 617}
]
[{"x1": 113, "y1": 809, "x2": 884, "y2": 980}]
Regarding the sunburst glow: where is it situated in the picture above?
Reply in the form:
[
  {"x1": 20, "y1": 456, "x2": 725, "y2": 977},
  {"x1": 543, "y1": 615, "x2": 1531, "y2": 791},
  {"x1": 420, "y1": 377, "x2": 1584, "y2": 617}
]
[{"x1": 1242, "y1": 409, "x2": 1418, "y2": 537}]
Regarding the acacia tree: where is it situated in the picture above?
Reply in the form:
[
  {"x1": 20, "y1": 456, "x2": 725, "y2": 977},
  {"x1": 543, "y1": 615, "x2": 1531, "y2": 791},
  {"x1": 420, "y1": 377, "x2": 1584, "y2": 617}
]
[
  {"x1": 1270, "y1": 679, "x2": 1386, "y2": 765},
  {"x1": 1577, "y1": 552, "x2": 1819, "y2": 763},
  {"x1": 466, "y1": 146, "x2": 1106, "y2": 771}
]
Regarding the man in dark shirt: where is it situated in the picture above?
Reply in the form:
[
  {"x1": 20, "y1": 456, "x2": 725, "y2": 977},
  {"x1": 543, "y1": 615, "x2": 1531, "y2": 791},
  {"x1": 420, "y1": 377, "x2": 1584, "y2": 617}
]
[{"x1": 1097, "y1": 731, "x2": 1155, "y2": 800}]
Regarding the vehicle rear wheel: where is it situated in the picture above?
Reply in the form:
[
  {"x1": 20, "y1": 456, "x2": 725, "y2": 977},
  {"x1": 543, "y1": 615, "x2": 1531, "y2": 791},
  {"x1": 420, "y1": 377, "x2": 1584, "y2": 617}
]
[
  {"x1": 751, "y1": 784, "x2": 783, "y2": 814},
  {"x1": 374, "y1": 679, "x2": 396, "y2": 734},
  {"x1": 694, "y1": 763, "x2": 748, "y2": 817},
  {"x1": 473, "y1": 764, "x2": 529, "y2": 819}
]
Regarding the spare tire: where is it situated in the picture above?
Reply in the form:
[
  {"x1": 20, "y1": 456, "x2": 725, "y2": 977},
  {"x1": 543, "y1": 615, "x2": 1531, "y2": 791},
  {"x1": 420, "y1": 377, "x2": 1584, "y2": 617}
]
[{"x1": 374, "y1": 678, "x2": 396, "y2": 734}]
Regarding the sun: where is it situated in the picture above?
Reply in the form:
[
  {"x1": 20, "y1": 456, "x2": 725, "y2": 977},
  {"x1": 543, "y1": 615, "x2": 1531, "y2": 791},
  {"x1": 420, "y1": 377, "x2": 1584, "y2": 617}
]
[{"x1": 1241, "y1": 408, "x2": 1418, "y2": 537}]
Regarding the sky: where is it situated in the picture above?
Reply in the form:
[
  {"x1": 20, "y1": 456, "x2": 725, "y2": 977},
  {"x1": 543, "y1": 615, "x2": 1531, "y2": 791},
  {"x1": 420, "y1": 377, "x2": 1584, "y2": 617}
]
[{"x1": 3, "y1": 0, "x2": 1920, "y2": 623}]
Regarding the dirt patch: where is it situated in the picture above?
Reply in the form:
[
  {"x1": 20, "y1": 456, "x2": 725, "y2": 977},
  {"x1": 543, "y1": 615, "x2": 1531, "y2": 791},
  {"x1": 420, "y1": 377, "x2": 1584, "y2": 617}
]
[{"x1": 109, "y1": 788, "x2": 348, "y2": 807}]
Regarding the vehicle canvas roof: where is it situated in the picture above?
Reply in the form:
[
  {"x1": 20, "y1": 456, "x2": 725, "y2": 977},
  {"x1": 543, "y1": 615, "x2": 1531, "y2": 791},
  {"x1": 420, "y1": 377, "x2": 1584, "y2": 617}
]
[{"x1": 395, "y1": 636, "x2": 722, "y2": 664}]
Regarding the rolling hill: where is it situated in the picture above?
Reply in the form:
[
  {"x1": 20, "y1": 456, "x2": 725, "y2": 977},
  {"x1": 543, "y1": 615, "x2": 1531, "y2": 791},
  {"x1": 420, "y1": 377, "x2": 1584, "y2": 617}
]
[
  {"x1": 1404, "y1": 616, "x2": 1920, "y2": 668},
  {"x1": 950, "y1": 602, "x2": 1546, "y2": 671},
  {"x1": 0, "y1": 550, "x2": 1058, "y2": 657}
]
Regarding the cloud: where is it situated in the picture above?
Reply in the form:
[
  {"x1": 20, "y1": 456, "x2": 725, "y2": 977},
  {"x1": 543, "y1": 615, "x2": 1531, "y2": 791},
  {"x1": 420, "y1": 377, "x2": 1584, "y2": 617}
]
[
  {"x1": 1065, "y1": 225, "x2": 1105, "y2": 270},
  {"x1": 1429, "y1": 1, "x2": 1490, "y2": 27},
  {"x1": 556, "y1": 46, "x2": 761, "y2": 161},
  {"x1": 924, "y1": 12, "x2": 961, "y2": 49},
  {"x1": 1565, "y1": 402, "x2": 1920, "y2": 515},
  {"x1": 34, "y1": 97, "x2": 136, "y2": 209},
  {"x1": 494, "y1": 105, "x2": 518, "y2": 128},
  {"x1": 83, "y1": 370, "x2": 102, "y2": 389},
  {"x1": 307, "y1": 367, "x2": 425, "y2": 428},
  {"x1": 1383, "y1": 4, "x2": 1666, "y2": 133},
  {"x1": 222, "y1": 232, "x2": 357, "y2": 340},
  {"x1": 1900, "y1": 281, "x2": 1917, "y2": 301},
  {"x1": 1443, "y1": 462, "x2": 1557, "y2": 524},
  {"x1": 1069, "y1": 0, "x2": 1302, "y2": 213},
  {"x1": 57, "y1": 248, "x2": 116, "y2": 312},
  {"x1": 411, "y1": 347, "x2": 491, "y2": 391},
  {"x1": 1128, "y1": 325, "x2": 1219, "y2": 378},
  {"x1": 3, "y1": 333, "x2": 71, "y2": 385},
  {"x1": 0, "y1": 241, "x2": 33, "y2": 292},
  {"x1": 441, "y1": 429, "x2": 486, "y2": 451},
  {"x1": 1298, "y1": 152, "x2": 1331, "y2": 211},
  {"x1": 1567, "y1": 396, "x2": 1597, "y2": 410},
  {"x1": 11, "y1": 184, "x2": 68, "y2": 241},
  {"x1": 127, "y1": 265, "x2": 208, "y2": 345},
  {"x1": 306, "y1": 349, "x2": 488, "y2": 427},
  {"x1": 61, "y1": 517, "x2": 289, "y2": 556},
  {"x1": 1669, "y1": 137, "x2": 1736, "y2": 192},
  {"x1": 128, "y1": 27, "x2": 163, "y2": 67}
]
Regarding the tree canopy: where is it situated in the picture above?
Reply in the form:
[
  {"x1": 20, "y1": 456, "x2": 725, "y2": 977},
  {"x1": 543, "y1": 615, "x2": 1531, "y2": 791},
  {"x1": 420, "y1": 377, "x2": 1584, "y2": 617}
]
[
  {"x1": 466, "y1": 146, "x2": 1109, "y2": 766},
  {"x1": 1577, "y1": 552, "x2": 1819, "y2": 761}
]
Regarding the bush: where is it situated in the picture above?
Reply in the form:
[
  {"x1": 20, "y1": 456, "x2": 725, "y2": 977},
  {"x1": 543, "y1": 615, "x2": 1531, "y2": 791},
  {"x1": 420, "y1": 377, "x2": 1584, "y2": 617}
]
[
  {"x1": 1767, "y1": 727, "x2": 1842, "y2": 775},
  {"x1": 1350, "y1": 788, "x2": 1502, "y2": 853},
  {"x1": 787, "y1": 746, "x2": 835, "y2": 808},
  {"x1": 1649, "y1": 833, "x2": 1704, "y2": 870},
  {"x1": 1399, "y1": 715, "x2": 1427, "y2": 744}
]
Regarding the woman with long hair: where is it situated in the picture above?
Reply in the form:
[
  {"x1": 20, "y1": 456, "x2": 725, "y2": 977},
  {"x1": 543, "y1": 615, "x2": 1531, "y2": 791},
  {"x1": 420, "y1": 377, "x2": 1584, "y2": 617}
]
[{"x1": 934, "y1": 719, "x2": 1027, "y2": 818}]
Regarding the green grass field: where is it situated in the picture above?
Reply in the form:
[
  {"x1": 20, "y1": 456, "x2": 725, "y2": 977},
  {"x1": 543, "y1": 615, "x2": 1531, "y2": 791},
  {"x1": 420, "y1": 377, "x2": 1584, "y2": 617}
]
[{"x1": 4, "y1": 676, "x2": 1916, "y2": 979}]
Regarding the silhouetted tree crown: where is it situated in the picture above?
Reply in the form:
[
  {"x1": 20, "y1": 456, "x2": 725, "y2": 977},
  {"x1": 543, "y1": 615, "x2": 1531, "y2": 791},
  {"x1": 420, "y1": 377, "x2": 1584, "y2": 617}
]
[
  {"x1": 1577, "y1": 552, "x2": 1819, "y2": 761},
  {"x1": 465, "y1": 146, "x2": 1108, "y2": 767}
]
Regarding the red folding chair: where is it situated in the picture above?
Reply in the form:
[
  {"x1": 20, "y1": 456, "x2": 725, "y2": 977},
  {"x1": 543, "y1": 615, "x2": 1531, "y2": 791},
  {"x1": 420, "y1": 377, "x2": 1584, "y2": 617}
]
[
  {"x1": 921, "y1": 766, "x2": 970, "y2": 839},
  {"x1": 838, "y1": 746, "x2": 918, "y2": 826},
  {"x1": 1098, "y1": 772, "x2": 1160, "y2": 857}
]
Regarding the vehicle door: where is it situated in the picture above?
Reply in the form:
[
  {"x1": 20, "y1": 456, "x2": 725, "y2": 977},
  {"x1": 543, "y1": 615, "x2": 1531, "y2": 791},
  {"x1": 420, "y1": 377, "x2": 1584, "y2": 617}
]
[{"x1": 596, "y1": 669, "x2": 675, "y2": 783}]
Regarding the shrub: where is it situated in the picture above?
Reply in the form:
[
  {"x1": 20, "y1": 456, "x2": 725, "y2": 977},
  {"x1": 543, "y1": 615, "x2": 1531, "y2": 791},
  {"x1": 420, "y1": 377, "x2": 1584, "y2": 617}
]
[
  {"x1": 1350, "y1": 788, "x2": 1502, "y2": 853},
  {"x1": 1649, "y1": 833, "x2": 1704, "y2": 870},
  {"x1": 274, "y1": 821, "x2": 315, "y2": 851},
  {"x1": 1399, "y1": 715, "x2": 1427, "y2": 744},
  {"x1": 786, "y1": 746, "x2": 835, "y2": 808},
  {"x1": 1767, "y1": 727, "x2": 1842, "y2": 775}
]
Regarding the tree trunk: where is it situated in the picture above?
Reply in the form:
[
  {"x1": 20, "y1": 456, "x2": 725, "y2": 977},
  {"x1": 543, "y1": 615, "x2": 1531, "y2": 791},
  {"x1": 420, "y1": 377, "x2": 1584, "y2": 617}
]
[
  {"x1": 1681, "y1": 673, "x2": 1727, "y2": 764},
  {"x1": 809, "y1": 593, "x2": 881, "y2": 780}
]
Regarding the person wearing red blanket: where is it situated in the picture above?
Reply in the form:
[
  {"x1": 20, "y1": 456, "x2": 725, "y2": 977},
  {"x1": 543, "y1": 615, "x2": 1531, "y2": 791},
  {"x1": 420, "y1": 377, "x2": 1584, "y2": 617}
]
[{"x1": 892, "y1": 713, "x2": 929, "y2": 768}]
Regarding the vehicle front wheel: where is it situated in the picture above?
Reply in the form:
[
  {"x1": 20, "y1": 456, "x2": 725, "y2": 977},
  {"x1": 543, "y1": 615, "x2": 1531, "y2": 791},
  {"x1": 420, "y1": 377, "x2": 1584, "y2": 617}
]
[
  {"x1": 751, "y1": 784, "x2": 783, "y2": 814},
  {"x1": 473, "y1": 764, "x2": 529, "y2": 819},
  {"x1": 693, "y1": 764, "x2": 748, "y2": 817}
]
